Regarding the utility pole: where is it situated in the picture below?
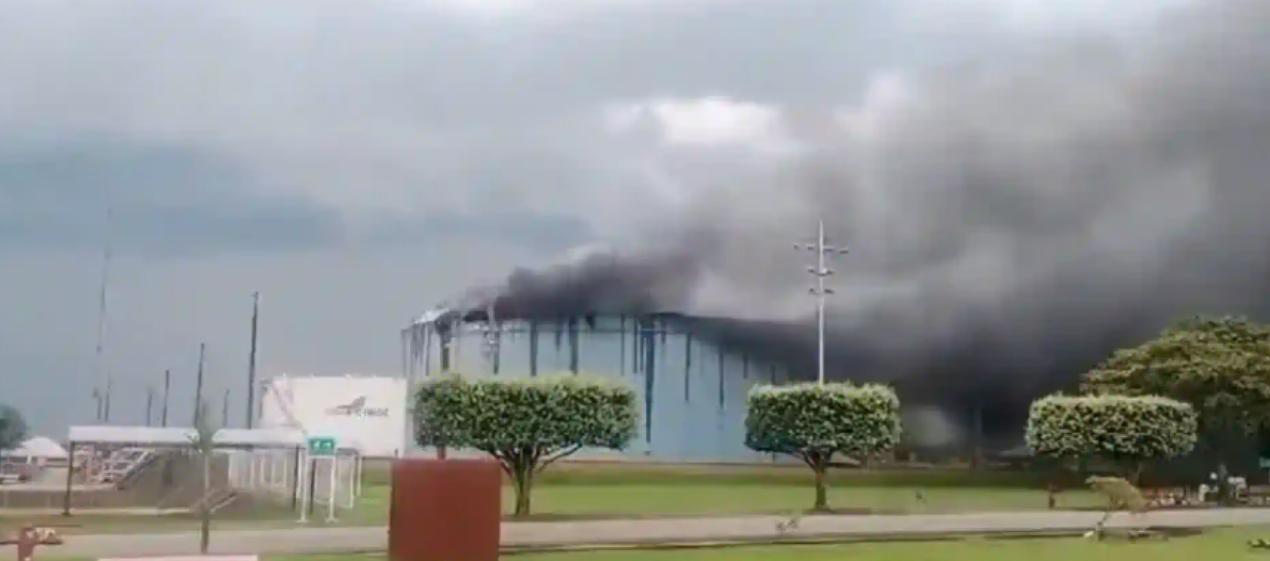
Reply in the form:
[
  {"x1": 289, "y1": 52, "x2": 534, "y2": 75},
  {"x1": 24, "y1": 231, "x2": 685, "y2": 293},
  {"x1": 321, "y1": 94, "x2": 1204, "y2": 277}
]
[
  {"x1": 103, "y1": 376, "x2": 113, "y2": 422},
  {"x1": 161, "y1": 369, "x2": 171, "y2": 427},
  {"x1": 796, "y1": 219, "x2": 847, "y2": 384},
  {"x1": 193, "y1": 343, "x2": 206, "y2": 426},
  {"x1": 145, "y1": 386, "x2": 154, "y2": 426},
  {"x1": 247, "y1": 292, "x2": 259, "y2": 429},
  {"x1": 222, "y1": 389, "x2": 230, "y2": 428}
]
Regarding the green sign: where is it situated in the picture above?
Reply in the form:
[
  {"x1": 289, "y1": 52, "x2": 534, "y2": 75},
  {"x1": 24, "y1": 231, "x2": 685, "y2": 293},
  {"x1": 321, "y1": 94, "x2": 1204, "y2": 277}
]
[
  {"x1": 308, "y1": 436, "x2": 337, "y2": 456},
  {"x1": 1260, "y1": 457, "x2": 1270, "y2": 469}
]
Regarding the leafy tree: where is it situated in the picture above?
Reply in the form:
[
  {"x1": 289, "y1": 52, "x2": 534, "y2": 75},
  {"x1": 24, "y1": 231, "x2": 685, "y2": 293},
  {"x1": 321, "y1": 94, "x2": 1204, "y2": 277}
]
[
  {"x1": 1026, "y1": 394, "x2": 1197, "y2": 484},
  {"x1": 412, "y1": 375, "x2": 638, "y2": 516},
  {"x1": 1081, "y1": 316, "x2": 1270, "y2": 434},
  {"x1": 413, "y1": 375, "x2": 467, "y2": 460},
  {"x1": 745, "y1": 383, "x2": 902, "y2": 511},
  {"x1": 0, "y1": 405, "x2": 27, "y2": 451}
]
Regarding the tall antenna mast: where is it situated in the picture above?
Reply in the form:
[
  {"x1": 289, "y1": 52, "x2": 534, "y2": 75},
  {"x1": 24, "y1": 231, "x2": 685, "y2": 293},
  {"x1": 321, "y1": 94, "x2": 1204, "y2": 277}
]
[
  {"x1": 795, "y1": 219, "x2": 847, "y2": 384},
  {"x1": 94, "y1": 204, "x2": 114, "y2": 421}
]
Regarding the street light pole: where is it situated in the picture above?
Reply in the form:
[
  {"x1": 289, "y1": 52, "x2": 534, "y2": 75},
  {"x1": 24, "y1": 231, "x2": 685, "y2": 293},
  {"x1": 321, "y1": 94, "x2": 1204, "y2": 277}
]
[{"x1": 796, "y1": 219, "x2": 847, "y2": 385}]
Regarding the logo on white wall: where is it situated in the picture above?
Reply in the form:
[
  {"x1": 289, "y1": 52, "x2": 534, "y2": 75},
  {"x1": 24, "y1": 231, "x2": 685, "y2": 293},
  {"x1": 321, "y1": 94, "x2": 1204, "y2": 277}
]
[{"x1": 325, "y1": 396, "x2": 389, "y2": 418}]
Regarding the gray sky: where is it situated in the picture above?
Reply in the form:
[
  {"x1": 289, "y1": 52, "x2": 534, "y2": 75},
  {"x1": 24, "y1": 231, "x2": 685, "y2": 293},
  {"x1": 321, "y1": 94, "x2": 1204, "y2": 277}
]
[{"x1": 3, "y1": 0, "x2": 1256, "y2": 435}]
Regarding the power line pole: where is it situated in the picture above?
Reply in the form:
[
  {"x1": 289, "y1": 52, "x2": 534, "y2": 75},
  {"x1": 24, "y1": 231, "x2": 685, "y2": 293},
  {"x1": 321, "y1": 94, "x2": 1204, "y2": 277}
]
[
  {"x1": 247, "y1": 291, "x2": 259, "y2": 429},
  {"x1": 104, "y1": 376, "x2": 113, "y2": 423},
  {"x1": 145, "y1": 386, "x2": 154, "y2": 426},
  {"x1": 193, "y1": 343, "x2": 206, "y2": 426},
  {"x1": 796, "y1": 219, "x2": 847, "y2": 385},
  {"x1": 93, "y1": 389, "x2": 102, "y2": 422},
  {"x1": 222, "y1": 389, "x2": 230, "y2": 428},
  {"x1": 161, "y1": 369, "x2": 171, "y2": 427}
]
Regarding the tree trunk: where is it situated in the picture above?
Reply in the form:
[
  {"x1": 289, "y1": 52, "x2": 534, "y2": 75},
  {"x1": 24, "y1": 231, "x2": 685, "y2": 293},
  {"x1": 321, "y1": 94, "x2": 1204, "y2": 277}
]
[
  {"x1": 1130, "y1": 461, "x2": 1144, "y2": 487},
  {"x1": 513, "y1": 466, "x2": 533, "y2": 517},
  {"x1": 436, "y1": 445, "x2": 447, "y2": 460},
  {"x1": 801, "y1": 451, "x2": 831, "y2": 512},
  {"x1": 200, "y1": 452, "x2": 211, "y2": 553},
  {"x1": 200, "y1": 516, "x2": 210, "y2": 554},
  {"x1": 813, "y1": 466, "x2": 828, "y2": 511}
]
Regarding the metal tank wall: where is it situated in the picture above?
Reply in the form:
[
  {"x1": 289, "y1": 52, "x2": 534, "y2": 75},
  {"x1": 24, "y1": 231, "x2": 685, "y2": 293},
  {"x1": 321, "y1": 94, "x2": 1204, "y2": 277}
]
[{"x1": 408, "y1": 315, "x2": 791, "y2": 462}]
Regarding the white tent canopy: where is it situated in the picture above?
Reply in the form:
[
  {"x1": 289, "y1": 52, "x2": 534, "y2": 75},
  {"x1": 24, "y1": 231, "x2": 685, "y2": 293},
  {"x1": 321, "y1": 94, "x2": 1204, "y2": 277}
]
[
  {"x1": 2, "y1": 436, "x2": 68, "y2": 459},
  {"x1": 68, "y1": 425, "x2": 307, "y2": 449}
]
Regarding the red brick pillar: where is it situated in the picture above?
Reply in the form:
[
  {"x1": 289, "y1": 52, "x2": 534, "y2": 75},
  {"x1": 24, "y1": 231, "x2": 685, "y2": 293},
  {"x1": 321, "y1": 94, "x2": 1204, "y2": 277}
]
[{"x1": 390, "y1": 459, "x2": 501, "y2": 561}]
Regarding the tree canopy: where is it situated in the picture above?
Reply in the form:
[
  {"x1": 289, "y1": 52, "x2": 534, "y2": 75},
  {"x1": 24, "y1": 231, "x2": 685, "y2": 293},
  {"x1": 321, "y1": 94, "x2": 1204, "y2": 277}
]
[
  {"x1": 412, "y1": 374, "x2": 638, "y2": 516},
  {"x1": 0, "y1": 405, "x2": 27, "y2": 451},
  {"x1": 1026, "y1": 394, "x2": 1197, "y2": 482},
  {"x1": 745, "y1": 383, "x2": 902, "y2": 510},
  {"x1": 1081, "y1": 316, "x2": 1270, "y2": 433}
]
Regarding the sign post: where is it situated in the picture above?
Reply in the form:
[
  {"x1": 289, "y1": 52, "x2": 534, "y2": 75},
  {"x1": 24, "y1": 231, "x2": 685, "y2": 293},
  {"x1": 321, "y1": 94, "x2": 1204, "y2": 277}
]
[
  {"x1": 305, "y1": 436, "x2": 338, "y2": 523},
  {"x1": 307, "y1": 436, "x2": 336, "y2": 456}
]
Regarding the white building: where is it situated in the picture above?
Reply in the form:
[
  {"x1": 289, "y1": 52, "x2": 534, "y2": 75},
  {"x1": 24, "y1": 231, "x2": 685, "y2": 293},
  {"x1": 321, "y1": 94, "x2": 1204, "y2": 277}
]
[{"x1": 259, "y1": 375, "x2": 409, "y2": 458}]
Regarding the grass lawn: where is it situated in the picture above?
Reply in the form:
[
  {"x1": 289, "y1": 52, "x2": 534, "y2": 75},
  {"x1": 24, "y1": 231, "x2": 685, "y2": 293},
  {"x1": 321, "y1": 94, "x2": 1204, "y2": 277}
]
[
  {"x1": 491, "y1": 483, "x2": 1101, "y2": 516},
  {"x1": 1, "y1": 464, "x2": 1101, "y2": 534},
  {"x1": 264, "y1": 526, "x2": 1270, "y2": 561}
]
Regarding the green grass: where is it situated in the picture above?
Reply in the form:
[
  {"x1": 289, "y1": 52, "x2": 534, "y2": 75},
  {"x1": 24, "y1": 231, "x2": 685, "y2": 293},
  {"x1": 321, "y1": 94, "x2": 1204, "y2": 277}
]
[
  {"x1": 359, "y1": 460, "x2": 1072, "y2": 488},
  {"x1": 2, "y1": 464, "x2": 1101, "y2": 535},
  {"x1": 494, "y1": 483, "x2": 1100, "y2": 516},
  {"x1": 3, "y1": 483, "x2": 1096, "y2": 536},
  {"x1": 263, "y1": 526, "x2": 1270, "y2": 561}
]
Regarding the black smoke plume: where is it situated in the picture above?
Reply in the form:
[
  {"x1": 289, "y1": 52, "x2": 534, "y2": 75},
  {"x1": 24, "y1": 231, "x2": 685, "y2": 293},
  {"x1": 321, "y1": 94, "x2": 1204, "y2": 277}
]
[{"x1": 469, "y1": 0, "x2": 1270, "y2": 444}]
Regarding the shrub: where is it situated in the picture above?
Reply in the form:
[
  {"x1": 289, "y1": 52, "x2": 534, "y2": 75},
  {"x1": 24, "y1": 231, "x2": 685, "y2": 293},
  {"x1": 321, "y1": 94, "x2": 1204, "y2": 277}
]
[
  {"x1": 1025, "y1": 394, "x2": 1197, "y2": 483},
  {"x1": 412, "y1": 374, "x2": 638, "y2": 516},
  {"x1": 745, "y1": 383, "x2": 902, "y2": 510}
]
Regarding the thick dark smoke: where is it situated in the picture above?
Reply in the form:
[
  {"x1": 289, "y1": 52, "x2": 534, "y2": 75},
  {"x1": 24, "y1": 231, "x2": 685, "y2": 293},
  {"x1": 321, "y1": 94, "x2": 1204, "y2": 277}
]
[
  {"x1": 487, "y1": 249, "x2": 700, "y2": 319},
  {"x1": 474, "y1": 0, "x2": 1270, "y2": 443}
]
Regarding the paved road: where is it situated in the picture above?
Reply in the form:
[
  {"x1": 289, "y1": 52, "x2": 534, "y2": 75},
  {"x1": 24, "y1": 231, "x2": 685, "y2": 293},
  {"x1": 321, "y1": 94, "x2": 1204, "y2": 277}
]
[{"x1": 10, "y1": 509, "x2": 1270, "y2": 557}]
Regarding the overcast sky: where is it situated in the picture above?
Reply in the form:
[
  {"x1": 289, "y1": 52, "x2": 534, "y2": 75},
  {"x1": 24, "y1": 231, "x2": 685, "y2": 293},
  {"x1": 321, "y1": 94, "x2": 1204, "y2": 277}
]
[{"x1": 1, "y1": 0, "x2": 1243, "y2": 435}]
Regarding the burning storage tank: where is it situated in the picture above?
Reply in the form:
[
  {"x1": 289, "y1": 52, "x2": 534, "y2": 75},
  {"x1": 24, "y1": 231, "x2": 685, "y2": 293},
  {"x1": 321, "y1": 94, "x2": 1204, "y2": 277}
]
[{"x1": 403, "y1": 311, "x2": 796, "y2": 462}]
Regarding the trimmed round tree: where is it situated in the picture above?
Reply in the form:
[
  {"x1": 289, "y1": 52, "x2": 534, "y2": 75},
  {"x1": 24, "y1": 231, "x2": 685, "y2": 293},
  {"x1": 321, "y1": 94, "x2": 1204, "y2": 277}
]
[
  {"x1": 745, "y1": 383, "x2": 902, "y2": 511},
  {"x1": 1025, "y1": 394, "x2": 1197, "y2": 484},
  {"x1": 412, "y1": 375, "x2": 638, "y2": 516},
  {"x1": 413, "y1": 375, "x2": 467, "y2": 459}
]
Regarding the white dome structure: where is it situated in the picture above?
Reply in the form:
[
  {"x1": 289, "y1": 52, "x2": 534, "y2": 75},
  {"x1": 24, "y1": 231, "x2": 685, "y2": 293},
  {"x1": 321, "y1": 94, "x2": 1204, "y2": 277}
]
[{"x1": 3, "y1": 436, "x2": 68, "y2": 461}]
